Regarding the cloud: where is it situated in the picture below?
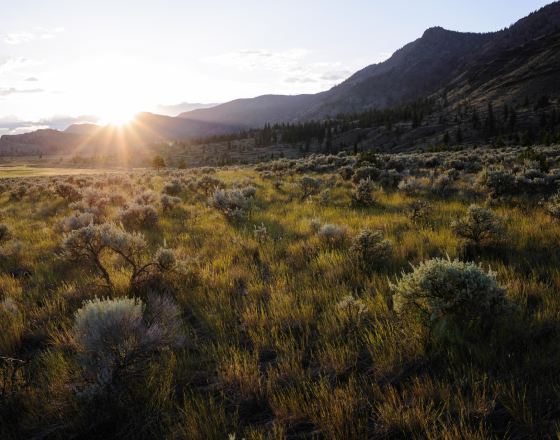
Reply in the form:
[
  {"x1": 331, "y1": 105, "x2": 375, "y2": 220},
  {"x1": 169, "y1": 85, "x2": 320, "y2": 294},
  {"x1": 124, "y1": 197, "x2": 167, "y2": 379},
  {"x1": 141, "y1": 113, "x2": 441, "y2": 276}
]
[
  {"x1": 3, "y1": 27, "x2": 64, "y2": 45},
  {"x1": 320, "y1": 70, "x2": 352, "y2": 81},
  {"x1": 0, "y1": 87, "x2": 44, "y2": 96},
  {"x1": 0, "y1": 114, "x2": 99, "y2": 135},
  {"x1": 25, "y1": 77, "x2": 39, "y2": 82},
  {"x1": 207, "y1": 48, "x2": 309, "y2": 71},
  {"x1": 206, "y1": 48, "x2": 355, "y2": 90},
  {"x1": 285, "y1": 77, "x2": 317, "y2": 84},
  {"x1": 3, "y1": 32, "x2": 35, "y2": 45},
  {"x1": 0, "y1": 57, "x2": 34, "y2": 74}
]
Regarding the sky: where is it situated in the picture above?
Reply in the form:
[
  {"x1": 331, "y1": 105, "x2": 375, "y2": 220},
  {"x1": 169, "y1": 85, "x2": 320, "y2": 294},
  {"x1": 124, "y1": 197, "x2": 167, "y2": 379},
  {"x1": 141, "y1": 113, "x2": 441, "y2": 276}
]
[{"x1": 0, "y1": 0, "x2": 553, "y2": 134}]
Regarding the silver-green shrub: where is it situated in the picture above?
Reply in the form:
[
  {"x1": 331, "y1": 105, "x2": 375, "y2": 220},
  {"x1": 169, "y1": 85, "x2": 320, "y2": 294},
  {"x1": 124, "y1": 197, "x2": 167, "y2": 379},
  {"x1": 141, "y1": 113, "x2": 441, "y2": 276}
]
[{"x1": 392, "y1": 258, "x2": 511, "y2": 336}]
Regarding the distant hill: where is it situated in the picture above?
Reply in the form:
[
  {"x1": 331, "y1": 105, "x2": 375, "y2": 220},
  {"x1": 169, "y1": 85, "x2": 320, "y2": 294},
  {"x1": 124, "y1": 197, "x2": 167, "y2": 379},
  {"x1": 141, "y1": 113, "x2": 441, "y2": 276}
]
[
  {"x1": 156, "y1": 102, "x2": 219, "y2": 117},
  {"x1": 0, "y1": 112, "x2": 240, "y2": 156}
]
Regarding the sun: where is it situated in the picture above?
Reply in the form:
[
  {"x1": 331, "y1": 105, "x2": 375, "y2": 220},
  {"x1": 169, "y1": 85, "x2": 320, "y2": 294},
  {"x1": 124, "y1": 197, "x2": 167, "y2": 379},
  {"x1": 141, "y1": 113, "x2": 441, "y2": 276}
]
[{"x1": 99, "y1": 106, "x2": 138, "y2": 126}]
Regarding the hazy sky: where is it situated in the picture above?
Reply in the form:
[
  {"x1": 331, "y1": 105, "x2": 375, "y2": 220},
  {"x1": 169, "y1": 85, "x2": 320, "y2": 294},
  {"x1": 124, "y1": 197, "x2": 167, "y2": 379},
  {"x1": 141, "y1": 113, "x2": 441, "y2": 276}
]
[{"x1": 0, "y1": 0, "x2": 553, "y2": 133}]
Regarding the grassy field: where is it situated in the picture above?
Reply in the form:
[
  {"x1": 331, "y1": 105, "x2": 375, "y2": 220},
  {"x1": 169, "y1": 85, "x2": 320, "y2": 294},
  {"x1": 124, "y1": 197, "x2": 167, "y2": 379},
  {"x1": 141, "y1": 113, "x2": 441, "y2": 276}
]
[
  {"x1": 1, "y1": 146, "x2": 560, "y2": 439},
  {"x1": 0, "y1": 165, "x2": 114, "y2": 178}
]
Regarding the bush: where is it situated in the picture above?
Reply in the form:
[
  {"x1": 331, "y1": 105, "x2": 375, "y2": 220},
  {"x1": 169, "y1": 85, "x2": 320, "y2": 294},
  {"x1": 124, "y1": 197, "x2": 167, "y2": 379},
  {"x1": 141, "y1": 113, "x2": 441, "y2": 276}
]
[
  {"x1": 197, "y1": 175, "x2": 225, "y2": 196},
  {"x1": 73, "y1": 295, "x2": 184, "y2": 395},
  {"x1": 398, "y1": 176, "x2": 425, "y2": 196},
  {"x1": 545, "y1": 192, "x2": 560, "y2": 220},
  {"x1": 392, "y1": 258, "x2": 511, "y2": 338},
  {"x1": 407, "y1": 200, "x2": 431, "y2": 224},
  {"x1": 119, "y1": 204, "x2": 159, "y2": 229},
  {"x1": 352, "y1": 166, "x2": 379, "y2": 184},
  {"x1": 350, "y1": 229, "x2": 392, "y2": 268},
  {"x1": 300, "y1": 176, "x2": 321, "y2": 200},
  {"x1": 339, "y1": 166, "x2": 353, "y2": 181},
  {"x1": 451, "y1": 204, "x2": 504, "y2": 246},
  {"x1": 155, "y1": 248, "x2": 177, "y2": 271},
  {"x1": 477, "y1": 169, "x2": 516, "y2": 197},
  {"x1": 0, "y1": 224, "x2": 10, "y2": 244},
  {"x1": 62, "y1": 223, "x2": 149, "y2": 287},
  {"x1": 351, "y1": 178, "x2": 376, "y2": 207},
  {"x1": 161, "y1": 195, "x2": 181, "y2": 212},
  {"x1": 70, "y1": 188, "x2": 111, "y2": 221},
  {"x1": 134, "y1": 190, "x2": 158, "y2": 206},
  {"x1": 55, "y1": 182, "x2": 81, "y2": 202},
  {"x1": 163, "y1": 180, "x2": 183, "y2": 196},
  {"x1": 209, "y1": 188, "x2": 252, "y2": 220},
  {"x1": 57, "y1": 212, "x2": 95, "y2": 233},
  {"x1": 317, "y1": 223, "x2": 347, "y2": 245}
]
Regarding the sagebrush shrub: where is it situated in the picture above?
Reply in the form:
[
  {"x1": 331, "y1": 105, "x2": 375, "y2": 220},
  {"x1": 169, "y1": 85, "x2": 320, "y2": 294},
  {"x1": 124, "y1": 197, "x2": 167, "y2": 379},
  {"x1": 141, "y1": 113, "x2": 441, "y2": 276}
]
[
  {"x1": 155, "y1": 247, "x2": 177, "y2": 271},
  {"x1": 407, "y1": 200, "x2": 431, "y2": 224},
  {"x1": 451, "y1": 204, "x2": 504, "y2": 246},
  {"x1": 119, "y1": 204, "x2": 159, "y2": 228},
  {"x1": 134, "y1": 190, "x2": 158, "y2": 206},
  {"x1": 70, "y1": 188, "x2": 111, "y2": 221},
  {"x1": 197, "y1": 175, "x2": 225, "y2": 196},
  {"x1": 317, "y1": 223, "x2": 347, "y2": 245},
  {"x1": 349, "y1": 229, "x2": 392, "y2": 268},
  {"x1": 351, "y1": 178, "x2": 376, "y2": 207},
  {"x1": 398, "y1": 176, "x2": 425, "y2": 195},
  {"x1": 392, "y1": 258, "x2": 511, "y2": 337},
  {"x1": 57, "y1": 212, "x2": 95, "y2": 233},
  {"x1": 545, "y1": 192, "x2": 560, "y2": 220},
  {"x1": 300, "y1": 176, "x2": 321, "y2": 200},
  {"x1": 0, "y1": 224, "x2": 10, "y2": 244},
  {"x1": 161, "y1": 195, "x2": 181, "y2": 212},
  {"x1": 163, "y1": 180, "x2": 183, "y2": 196},
  {"x1": 339, "y1": 166, "x2": 353, "y2": 181},
  {"x1": 352, "y1": 166, "x2": 379, "y2": 184},
  {"x1": 209, "y1": 188, "x2": 252, "y2": 220},
  {"x1": 55, "y1": 182, "x2": 81, "y2": 202},
  {"x1": 73, "y1": 295, "x2": 184, "y2": 395},
  {"x1": 477, "y1": 169, "x2": 516, "y2": 197},
  {"x1": 62, "y1": 223, "x2": 149, "y2": 287}
]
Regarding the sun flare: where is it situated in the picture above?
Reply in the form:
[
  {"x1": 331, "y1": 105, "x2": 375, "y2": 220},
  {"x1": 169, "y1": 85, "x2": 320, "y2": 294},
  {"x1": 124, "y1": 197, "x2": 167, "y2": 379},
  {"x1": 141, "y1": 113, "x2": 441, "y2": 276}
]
[{"x1": 99, "y1": 106, "x2": 138, "y2": 126}]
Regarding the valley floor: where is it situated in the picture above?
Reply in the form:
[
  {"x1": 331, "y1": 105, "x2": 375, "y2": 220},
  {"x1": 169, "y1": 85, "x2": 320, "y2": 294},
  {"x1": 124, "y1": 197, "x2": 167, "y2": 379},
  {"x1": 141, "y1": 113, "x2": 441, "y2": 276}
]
[{"x1": 1, "y1": 145, "x2": 560, "y2": 438}]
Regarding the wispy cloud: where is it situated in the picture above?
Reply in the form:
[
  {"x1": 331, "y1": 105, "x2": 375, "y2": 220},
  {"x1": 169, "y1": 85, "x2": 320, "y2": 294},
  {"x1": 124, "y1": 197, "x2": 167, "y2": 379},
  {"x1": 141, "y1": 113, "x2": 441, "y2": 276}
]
[
  {"x1": 0, "y1": 114, "x2": 98, "y2": 135},
  {"x1": 0, "y1": 57, "x2": 35, "y2": 74},
  {"x1": 0, "y1": 87, "x2": 44, "y2": 96},
  {"x1": 206, "y1": 48, "x2": 355, "y2": 89},
  {"x1": 3, "y1": 27, "x2": 64, "y2": 45}
]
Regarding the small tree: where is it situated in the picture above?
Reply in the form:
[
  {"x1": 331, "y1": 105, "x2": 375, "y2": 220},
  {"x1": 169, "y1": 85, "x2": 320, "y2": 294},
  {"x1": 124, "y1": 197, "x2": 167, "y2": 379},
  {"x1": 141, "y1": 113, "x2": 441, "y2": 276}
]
[
  {"x1": 62, "y1": 223, "x2": 156, "y2": 288},
  {"x1": 152, "y1": 155, "x2": 166, "y2": 170}
]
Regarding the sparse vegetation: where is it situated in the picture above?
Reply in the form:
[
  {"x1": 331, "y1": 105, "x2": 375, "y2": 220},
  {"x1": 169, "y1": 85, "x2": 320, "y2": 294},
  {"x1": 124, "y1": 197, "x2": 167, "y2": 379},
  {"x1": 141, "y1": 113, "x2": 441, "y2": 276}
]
[{"x1": 2, "y1": 145, "x2": 560, "y2": 438}]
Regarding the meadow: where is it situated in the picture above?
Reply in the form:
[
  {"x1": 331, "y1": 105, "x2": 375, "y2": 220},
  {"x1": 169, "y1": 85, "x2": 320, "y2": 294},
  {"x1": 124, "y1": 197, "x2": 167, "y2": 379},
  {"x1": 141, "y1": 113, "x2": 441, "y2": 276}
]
[{"x1": 1, "y1": 145, "x2": 560, "y2": 439}]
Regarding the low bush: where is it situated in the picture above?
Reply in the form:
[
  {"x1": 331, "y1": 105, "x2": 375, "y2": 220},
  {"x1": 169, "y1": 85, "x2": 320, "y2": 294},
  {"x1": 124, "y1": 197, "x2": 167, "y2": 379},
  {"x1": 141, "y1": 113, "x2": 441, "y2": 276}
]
[
  {"x1": 119, "y1": 204, "x2": 159, "y2": 229},
  {"x1": 392, "y1": 258, "x2": 511, "y2": 340},
  {"x1": 349, "y1": 229, "x2": 392, "y2": 268}
]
